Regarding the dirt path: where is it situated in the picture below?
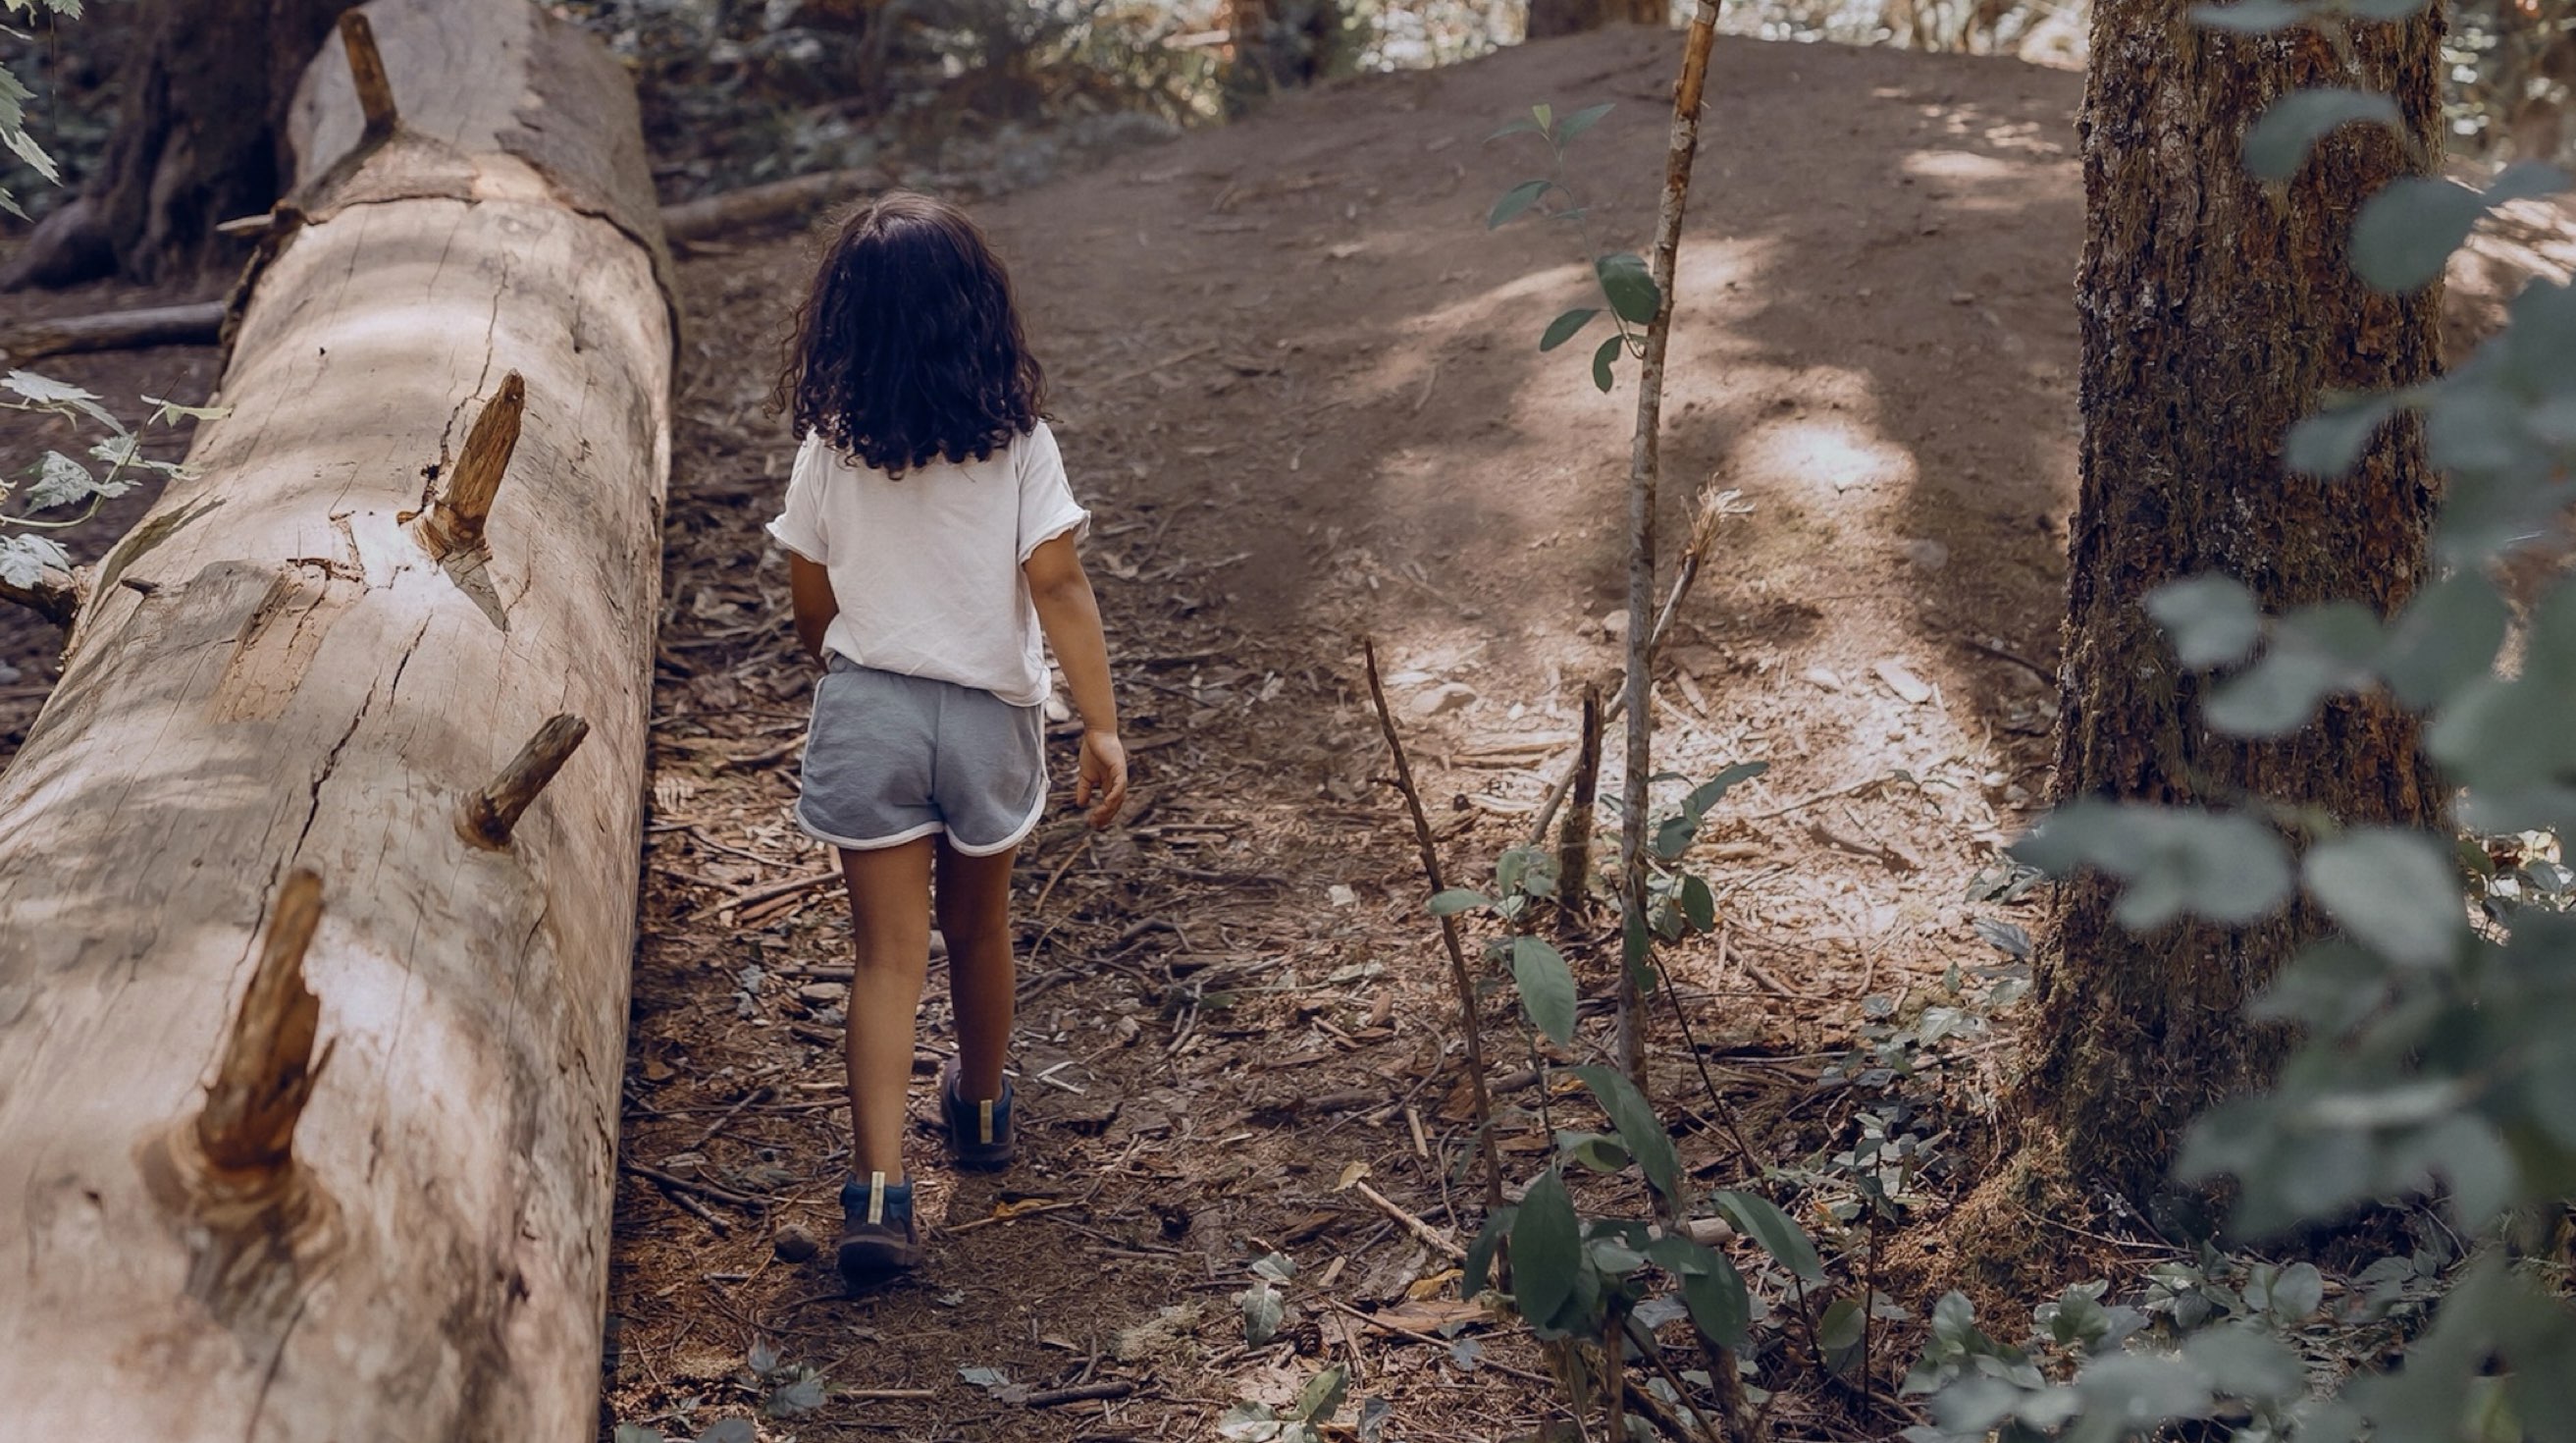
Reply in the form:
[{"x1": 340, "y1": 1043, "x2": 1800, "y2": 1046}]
[{"x1": 606, "y1": 28, "x2": 2082, "y2": 1442}]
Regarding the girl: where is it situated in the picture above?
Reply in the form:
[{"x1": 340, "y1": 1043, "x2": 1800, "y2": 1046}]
[{"x1": 767, "y1": 190, "x2": 1126, "y2": 1287}]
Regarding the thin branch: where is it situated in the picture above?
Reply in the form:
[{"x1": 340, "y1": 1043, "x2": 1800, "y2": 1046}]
[
  {"x1": 1362, "y1": 635, "x2": 1505, "y2": 1214},
  {"x1": 1615, "y1": 0, "x2": 1723, "y2": 1083}
]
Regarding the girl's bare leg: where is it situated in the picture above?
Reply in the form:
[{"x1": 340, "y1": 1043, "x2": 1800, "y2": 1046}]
[
  {"x1": 934, "y1": 839, "x2": 1018, "y2": 1101},
  {"x1": 840, "y1": 837, "x2": 936, "y2": 1178}
]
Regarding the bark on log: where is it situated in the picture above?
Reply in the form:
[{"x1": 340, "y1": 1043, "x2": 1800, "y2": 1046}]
[{"x1": 0, "y1": 0, "x2": 673, "y2": 1437}]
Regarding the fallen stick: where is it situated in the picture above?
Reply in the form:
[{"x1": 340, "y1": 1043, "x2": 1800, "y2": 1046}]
[
  {"x1": 618, "y1": 1157, "x2": 766, "y2": 1212},
  {"x1": 1024, "y1": 1380, "x2": 1137, "y2": 1408},
  {"x1": 1361, "y1": 636, "x2": 1505, "y2": 1215},
  {"x1": 660, "y1": 166, "x2": 886, "y2": 242},
  {"x1": 1348, "y1": 1178, "x2": 1466, "y2": 1261}
]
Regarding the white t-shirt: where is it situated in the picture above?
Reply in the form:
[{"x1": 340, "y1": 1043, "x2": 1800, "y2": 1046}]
[{"x1": 766, "y1": 422, "x2": 1088, "y2": 708}]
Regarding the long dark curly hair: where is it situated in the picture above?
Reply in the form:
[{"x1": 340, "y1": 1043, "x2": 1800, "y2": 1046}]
[{"x1": 772, "y1": 190, "x2": 1046, "y2": 476}]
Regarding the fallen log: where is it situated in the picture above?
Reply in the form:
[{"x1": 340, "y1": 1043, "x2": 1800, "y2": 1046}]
[
  {"x1": 0, "y1": 298, "x2": 227, "y2": 363},
  {"x1": 661, "y1": 164, "x2": 885, "y2": 242},
  {"x1": 0, "y1": 2, "x2": 672, "y2": 1439}
]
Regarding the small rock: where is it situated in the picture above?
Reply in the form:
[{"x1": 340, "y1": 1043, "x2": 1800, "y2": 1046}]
[
  {"x1": 772, "y1": 1224, "x2": 820, "y2": 1263},
  {"x1": 1600, "y1": 610, "x2": 1630, "y2": 637},
  {"x1": 0, "y1": 661, "x2": 20, "y2": 684},
  {"x1": 1805, "y1": 666, "x2": 1844, "y2": 693},
  {"x1": 1874, "y1": 660, "x2": 1933, "y2": 705},
  {"x1": 1411, "y1": 682, "x2": 1476, "y2": 718},
  {"x1": 1901, "y1": 538, "x2": 1950, "y2": 570},
  {"x1": 798, "y1": 981, "x2": 849, "y2": 1005},
  {"x1": 1328, "y1": 883, "x2": 1358, "y2": 908}
]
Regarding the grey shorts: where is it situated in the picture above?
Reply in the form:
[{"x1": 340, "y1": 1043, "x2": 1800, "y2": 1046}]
[{"x1": 796, "y1": 657, "x2": 1047, "y2": 856}]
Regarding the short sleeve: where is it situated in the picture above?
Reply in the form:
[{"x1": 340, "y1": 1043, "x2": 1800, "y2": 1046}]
[
  {"x1": 1015, "y1": 422, "x2": 1089, "y2": 562},
  {"x1": 765, "y1": 433, "x2": 832, "y2": 564}
]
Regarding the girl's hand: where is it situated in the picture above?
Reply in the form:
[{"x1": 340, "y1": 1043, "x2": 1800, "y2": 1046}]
[{"x1": 1076, "y1": 729, "x2": 1128, "y2": 828}]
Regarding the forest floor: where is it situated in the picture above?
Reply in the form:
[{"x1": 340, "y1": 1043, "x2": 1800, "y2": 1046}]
[
  {"x1": 605, "y1": 28, "x2": 2088, "y2": 1441},
  {"x1": 0, "y1": 25, "x2": 2142, "y2": 1443}
]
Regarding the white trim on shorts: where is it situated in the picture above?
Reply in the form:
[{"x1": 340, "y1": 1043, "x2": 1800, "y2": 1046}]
[{"x1": 793, "y1": 779, "x2": 1046, "y2": 857}]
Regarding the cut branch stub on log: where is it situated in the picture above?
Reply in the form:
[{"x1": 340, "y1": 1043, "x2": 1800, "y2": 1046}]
[
  {"x1": 417, "y1": 370, "x2": 525, "y2": 557},
  {"x1": 196, "y1": 870, "x2": 333, "y2": 1175},
  {"x1": 461, "y1": 713, "x2": 590, "y2": 848},
  {"x1": 339, "y1": 12, "x2": 398, "y2": 141}
]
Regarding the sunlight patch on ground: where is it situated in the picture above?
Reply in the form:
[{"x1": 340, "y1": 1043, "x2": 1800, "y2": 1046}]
[{"x1": 1739, "y1": 414, "x2": 1919, "y2": 499}]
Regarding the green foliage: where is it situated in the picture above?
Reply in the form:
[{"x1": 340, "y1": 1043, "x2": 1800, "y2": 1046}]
[
  {"x1": 1931, "y1": 0, "x2": 2576, "y2": 1430},
  {"x1": 1218, "y1": 1365, "x2": 1349, "y2": 1442},
  {"x1": 0, "y1": 0, "x2": 79, "y2": 219},
  {"x1": 1484, "y1": 102, "x2": 1661, "y2": 393},
  {"x1": 0, "y1": 372, "x2": 214, "y2": 593}
]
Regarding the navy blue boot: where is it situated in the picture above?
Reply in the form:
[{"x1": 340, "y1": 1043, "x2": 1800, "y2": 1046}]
[{"x1": 836, "y1": 1172, "x2": 922, "y2": 1288}]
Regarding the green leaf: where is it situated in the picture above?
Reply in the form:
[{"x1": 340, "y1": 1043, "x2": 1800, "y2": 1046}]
[
  {"x1": 1558, "y1": 1130, "x2": 1633, "y2": 1172},
  {"x1": 1819, "y1": 1295, "x2": 1866, "y2": 1352},
  {"x1": 1685, "y1": 761, "x2": 1767, "y2": 816},
  {"x1": 1592, "y1": 334, "x2": 1621, "y2": 393},
  {"x1": 1290, "y1": 1366, "x2": 1348, "y2": 1424},
  {"x1": 2013, "y1": 800, "x2": 2294, "y2": 929},
  {"x1": 2146, "y1": 573, "x2": 2263, "y2": 668},
  {"x1": 2379, "y1": 572, "x2": 2505, "y2": 710},
  {"x1": 1465, "y1": 1205, "x2": 1515, "y2": 1297},
  {"x1": 1488, "y1": 179, "x2": 1551, "y2": 230},
  {"x1": 1239, "y1": 1281, "x2": 1286, "y2": 1345},
  {"x1": 697, "y1": 1422, "x2": 757, "y2": 1443},
  {"x1": 2303, "y1": 827, "x2": 2463, "y2": 969},
  {"x1": 1540, "y1": 307, "x2": 1600, "y2": 352},
  {"x1": 2286, "y1": 392, "x2": 2404, "y2": 477},
  {"x1": 1532, "y1": 103, "x2": 1553, "y2": 135},
  {"x1": 2190, "y1": 0, "x2": 2316, "y2": 28},
  {"x1": 1489, "y1": 116, "x2": 1546, "y2": 141},
  {"x1": 1429, "y1": 888, "x2": 1490, "y2": 917},
  {"x1": 1554, "y1": 101, "x2": 1614, "y2": 144},
  {"x1": 142, "y1": 394, "x2": 230, "y2": 425},
  {"x1": 18, "y1": 450, "x2": 93, "y2": 512},
  {"x1": 1510, "y1": 935, "x2": 1579, "y2": 1046},
  {"x1": 0, "y1": 532, "x2": 70, "y2": 589},
  {"x1": 766, "y1": 1376, "x2": 827, "y2": 1416},
  {"x1": 3, "y1": 124, "x2": 56, "y2": 185},
  {"x1": 2244, "y1": 88, "x2": 2402, "y2": 182},
  {"x1": 1711, "y1": 1189, "x2": 1824, "y2": 1282},
  {"x1": 2204, "y1": 602, "x2": 2381, "y2": 736},
  {"x1": 3, "y1": 369, "x2": 121, "y2": 432},
  {"x1": 2346, "y1": 165, "x2": 2572, "y2": 295},
  {"x1": 1570, "y1": 1064, "x2": 1685, "y2": 1207},
  {"x1": 613, "y1": 1427, "x2": 664, "y2": 1443},
  {"x1": 1512, "y1": 1170, "x2": 1583, "y2": 1329},
  {"x1": 1678, "y1": 1246, "x2": 1752, "y2": 1347},
  {"x1": 1596, "y1": 252, "x2": 1660, "y2": 325},
  {"x1": 1679, "y1": 875, "x2": 1715, "y2": 934}
]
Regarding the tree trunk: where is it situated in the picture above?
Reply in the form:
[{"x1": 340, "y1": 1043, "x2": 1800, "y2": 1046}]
[
  {"x1": 1224, "y1": 0, "x2": 1344, "y2": 99},
  {"x1": 1525, "y1": 0, "x2": 1665, "y2": 42},
  {"x1": 2019, "y1": 8, "x2": 2445, "y2": 1210},
  {"x1": 58, "y1": 0, "x2": 361, "y2": 285},
  {"x1": 0, "y1": 0, "x2": 672, "y2": 1437}
]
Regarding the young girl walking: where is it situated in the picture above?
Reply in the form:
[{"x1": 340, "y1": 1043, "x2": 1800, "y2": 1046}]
[{"x1": 767, "y1": 190, "x2": 1127, "y2": 1288}]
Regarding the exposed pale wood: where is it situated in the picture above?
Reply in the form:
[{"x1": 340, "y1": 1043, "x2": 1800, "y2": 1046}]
[
  {"x1": 0, "y1": 0, "x2": 673, "y2": 1437},
  {"x1": 0, "y1": 299, "x2": 227, "y2": 363},
  {"x1": 460, "y1": 712, "x2": 591, "y2": 848}
]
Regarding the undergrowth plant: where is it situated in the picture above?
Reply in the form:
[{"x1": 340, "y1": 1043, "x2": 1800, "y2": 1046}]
[
  {"x1": 1909, "y1": 0, "x2": 2576, "y2": 1433},
  {"x1": 1431, "y1": 766, "x2": 1859, "y2": 1437},
  {"x1": 1486, "y1": 101, "x2": 1663, "y2": 393},
  {"x1": 1, "y1": 373, "x2": 215, "y2": 595}
]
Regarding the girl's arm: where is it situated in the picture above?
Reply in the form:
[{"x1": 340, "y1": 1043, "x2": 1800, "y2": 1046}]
[
  {"x1": 1024, "y1": 532, "x2": 1127, "y2": 828},
  {"x1": 788, "y1": 554, "x2": 839, "y2": 665}
]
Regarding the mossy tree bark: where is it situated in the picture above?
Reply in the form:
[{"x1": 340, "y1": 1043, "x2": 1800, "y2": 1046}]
[{"x1": 2021, "y1": 4, "x2": 2445, "y2": 1210}]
